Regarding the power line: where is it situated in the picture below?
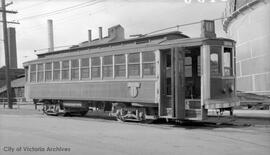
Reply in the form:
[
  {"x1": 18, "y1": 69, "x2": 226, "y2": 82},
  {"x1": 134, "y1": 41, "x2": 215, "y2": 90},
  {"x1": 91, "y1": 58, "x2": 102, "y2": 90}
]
[
  {"x1": 19, "y1": 0, "x2": 52, "y2": 11},
  {"x1": 34, "y1": 45, "x2": 75, "y2": 53},
  {"x1": 16, "y1": 1, "x2": 106, "y2": 34},
  {"x1": 143, "y1": 17, "x2": 227, "y2": 36},
  {"x1": 17, "y1": 0, "x2": 103, "y2": 21}
]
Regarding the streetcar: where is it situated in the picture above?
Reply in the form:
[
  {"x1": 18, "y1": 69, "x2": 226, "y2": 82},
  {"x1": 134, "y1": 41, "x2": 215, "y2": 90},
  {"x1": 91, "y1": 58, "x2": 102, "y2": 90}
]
[{"x1": 23, "y1": 20, "x2": 240, "y2": 121}]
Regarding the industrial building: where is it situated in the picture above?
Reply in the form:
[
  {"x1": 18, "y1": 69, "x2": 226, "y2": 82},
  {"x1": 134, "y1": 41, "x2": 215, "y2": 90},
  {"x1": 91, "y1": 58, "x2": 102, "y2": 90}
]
[
  {"x1": 0, "y1": 27, "x2": 26, "y2": 104},
  {"x1": 223, "y1": 0, "x2": 270, "y2": 96}
]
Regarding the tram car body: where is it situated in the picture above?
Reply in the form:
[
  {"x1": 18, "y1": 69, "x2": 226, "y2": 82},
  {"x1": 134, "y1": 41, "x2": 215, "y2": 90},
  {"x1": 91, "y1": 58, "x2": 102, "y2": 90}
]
[{"x1": 23, "y1": 20, "x2": 240, "y2": 121}]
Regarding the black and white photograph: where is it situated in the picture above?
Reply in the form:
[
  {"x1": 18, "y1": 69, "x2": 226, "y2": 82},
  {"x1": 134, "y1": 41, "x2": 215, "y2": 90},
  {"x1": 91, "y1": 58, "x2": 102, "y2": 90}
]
[{"x1": 0, "y1": 0, "x2": 269, "y2": 154}]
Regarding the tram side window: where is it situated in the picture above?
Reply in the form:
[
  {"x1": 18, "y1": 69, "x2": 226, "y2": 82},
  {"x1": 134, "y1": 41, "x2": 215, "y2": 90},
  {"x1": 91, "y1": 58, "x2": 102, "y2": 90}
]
[
  {"x1": 115, "y1": 54, "x2": 126, "y2": 77},
  {"x1": 37, "y1": 64, "x2": 44, "y2": 82},
  {"x1": 71, "y1": 59, "x2": 79, "y2": 80},
  {"x1": 197, "y1": 56, "x2": 201, "y2": 76},
  {"x1": 184, "y1": 57, "x2": 192, "y2": 77},
  {"x1": 30, "y1": 64, "x2": 36, "y2": 82},
  {"x1": 91, "y1": 57, "x2": 101, "y2": 78},
  {"x1": 224, "y1": 47, "x2": 233, "y2": 76},
  {"x1": 62, "y1": 60, "x2": 70, "y2": 80},
  {"x1": 53, "y1": 62, "x2": 60, "y2": 81},
  {"x1": 81, "y1": 58, "x2": 89, "y2": 79},
  {"x1": 128, "y1": 53, "x2": 140, "y2": 77},
  {"x1": 103, "y1": 56, "x2": 113, "y2": 78},
  {"x1": 25, "y1": 66, "x2": 29, "y2": 82},
  {"x1": 210, "y1": 46, "x2": 221, "y2": 76},
  {"x1": 142, "y1": 51, "x2": 155, "y2": 76},
  {"x1": 45, "y1": 62, "x2": 52, "y2": 81}
]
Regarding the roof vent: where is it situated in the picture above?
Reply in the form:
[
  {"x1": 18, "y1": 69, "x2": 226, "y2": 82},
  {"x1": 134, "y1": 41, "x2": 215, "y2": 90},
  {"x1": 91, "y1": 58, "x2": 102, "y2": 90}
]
[{"x1": 201, "y1": 20, "x2": 216, "y2": 38}]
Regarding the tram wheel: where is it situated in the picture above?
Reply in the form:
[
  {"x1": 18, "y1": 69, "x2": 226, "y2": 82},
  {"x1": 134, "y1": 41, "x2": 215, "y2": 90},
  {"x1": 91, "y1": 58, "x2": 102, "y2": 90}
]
[
  {"x1": 80, "y1": 111, "x2": 88, "y2": 116},
  {"x1": 63, "y1": 112, "x2": 71, "y2": 117}
]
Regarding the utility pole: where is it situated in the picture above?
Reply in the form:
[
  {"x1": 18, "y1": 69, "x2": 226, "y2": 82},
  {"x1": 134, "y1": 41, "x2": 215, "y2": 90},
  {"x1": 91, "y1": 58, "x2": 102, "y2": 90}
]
[{"x1": 0, "y1": 0, "x2": 18, "y2": 109}]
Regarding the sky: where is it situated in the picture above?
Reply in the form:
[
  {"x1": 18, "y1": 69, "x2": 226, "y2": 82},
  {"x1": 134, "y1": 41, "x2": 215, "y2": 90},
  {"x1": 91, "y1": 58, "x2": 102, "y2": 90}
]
[{"x1": 0, "y1": 0, "x2": 228, "y2": 68}]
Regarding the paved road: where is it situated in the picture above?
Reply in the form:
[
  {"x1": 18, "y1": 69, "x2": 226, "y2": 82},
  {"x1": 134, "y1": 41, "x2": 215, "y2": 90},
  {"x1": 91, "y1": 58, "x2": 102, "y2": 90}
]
[{"x1": 0, "y1": 109, "x2": 270, "y2": 155}]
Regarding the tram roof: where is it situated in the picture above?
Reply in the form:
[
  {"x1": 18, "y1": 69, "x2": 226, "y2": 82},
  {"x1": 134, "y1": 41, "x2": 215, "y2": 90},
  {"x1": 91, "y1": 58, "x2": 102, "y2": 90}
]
[
  {"x1": 36, "y1": 31, "x2": 189, "y2": 57},
  {"x1": 25, "y1": 31, "x2": 234, "y2": 65}
]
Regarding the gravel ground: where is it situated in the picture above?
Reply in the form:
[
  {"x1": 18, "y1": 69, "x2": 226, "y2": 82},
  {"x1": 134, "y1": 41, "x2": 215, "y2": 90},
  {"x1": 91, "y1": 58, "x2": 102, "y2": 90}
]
[{"x1": 0, "y1": 107, "x2": 270, "y2": 155}]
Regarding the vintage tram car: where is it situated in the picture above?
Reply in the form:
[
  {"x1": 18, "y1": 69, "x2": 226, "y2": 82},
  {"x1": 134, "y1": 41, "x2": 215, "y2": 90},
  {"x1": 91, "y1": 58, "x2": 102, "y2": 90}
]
[{"x1": 23, "y1": 20, "x2": 239, "y2": 121}]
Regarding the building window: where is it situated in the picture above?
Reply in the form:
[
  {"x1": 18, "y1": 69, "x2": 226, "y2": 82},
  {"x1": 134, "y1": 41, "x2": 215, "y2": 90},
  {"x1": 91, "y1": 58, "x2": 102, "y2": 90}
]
[
  {"x1": 71, "y1": 59, "x2": 79, "y2": 80},
  {"x1": 81, "y1": 58, "x2": 89, "y2": 79},
  {"x1": 37, "y1": 64, "x2": 44, "y2": 82},
  {"x1": 142, "y1": 51, "x2": 155, "y2": 76},
  {"x1": 62, "y1": 60, "x2": 70, "y2": 80},
  {"x1": 103, "y1": 56, "x2": 113, "y2": 78},
  {"x1": 30, "y1": 64, "x2": 36, "y2": 82},
  {"x1": 53, "y1": 61, "x2": 60, "y2": 81},
  {"x1": 224, "y1": 47, "x2": 233, "y2": 76},
  {"x1": 91, "y1": 57, "x2": 100, "y2": 78},
  {"x1": 128, "y1": 53, "x2": 140, "y2": 77},
  {"x1": 184, "y1": 57, "x2": 192, "y2": 77},
  {"x1": 45, "y1": 62, "x2": 52, "y2": 81},
  {"x1": 115, "y1": 54, "x2": 126, "y2": 77}
]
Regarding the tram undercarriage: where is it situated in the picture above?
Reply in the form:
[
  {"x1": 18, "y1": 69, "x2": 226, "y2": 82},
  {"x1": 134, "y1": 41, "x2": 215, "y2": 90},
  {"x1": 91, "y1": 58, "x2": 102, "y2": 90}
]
[{"x1": 42, "y1": 100, "x2": 89, "y2": 116}]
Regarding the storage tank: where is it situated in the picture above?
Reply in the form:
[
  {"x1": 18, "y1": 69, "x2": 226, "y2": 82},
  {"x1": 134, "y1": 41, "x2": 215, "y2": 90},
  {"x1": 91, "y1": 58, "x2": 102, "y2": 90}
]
[{"x1": 223, "y1": 0, "x2": 270, "y2": 96}]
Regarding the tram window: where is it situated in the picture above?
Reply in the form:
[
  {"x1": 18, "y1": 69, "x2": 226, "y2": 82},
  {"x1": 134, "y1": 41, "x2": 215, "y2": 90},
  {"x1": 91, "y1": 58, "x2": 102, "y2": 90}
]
[
  {"x1": 142, "y1": 51, "x2": 155, "y2": 76},
  {"x1": 185, "y1": 57, "x2": 192, "y2": 77},
  {"x1": 71, "y1": 59, "x2": 79, "y2": 80},
  {"x1": 210, "y1": 46, "x2": 221, "y2": 76},
  {"x1": 25, "y1": 67, "x2": 28, "y2": 82},
  {"x1": 53, "y1": 62, "x2": 60, "y2": 80},
  {"x1": 37, "y1": 64, "x2": 44, "y2": 82},
  {"x1": 210, "y1": 53, "x2": 219, "y2": 76},
  {"x1": 81, "y1": 58, "x2": 89, "y2": 79},
  {"x1": 45, "y1": 62, "x2": 52, "y2": 81},
  {"x1": 166, "y1": 54, "x2": 171, "y2": 67},
  {"x1": 224, "y1": 47, "x2": 233, "y2": 76},
  {"x1": 91, "y1": 57, "x2": 101, "y2": 78},
  {"x1": 115, "y1": 54, "x2": 126, "y2": 77},
  {"x1": 62, "y1": 60, "x2": 70, "y2": 80},
  {"x1": 166, "y1": 78, "x2": 171, "y2": 95},
  {"x1": 128, "y1": 53, "x2": 140, "y2": 76},
  {"x1": 197, "y1": 56, "x2": 201, "y2": 76},
  {"x1": 30, "y1": 64, "x2": 36, "y2": 82},
  {"x1": 103, "y1": 56, "x2": 113, "y2": 78}
]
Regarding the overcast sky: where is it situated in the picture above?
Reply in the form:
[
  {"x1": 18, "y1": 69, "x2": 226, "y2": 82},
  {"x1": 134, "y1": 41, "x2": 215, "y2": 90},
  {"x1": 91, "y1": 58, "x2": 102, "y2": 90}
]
[{"x1": 0, "y1": 0, "x2": 228, "y2": 68}]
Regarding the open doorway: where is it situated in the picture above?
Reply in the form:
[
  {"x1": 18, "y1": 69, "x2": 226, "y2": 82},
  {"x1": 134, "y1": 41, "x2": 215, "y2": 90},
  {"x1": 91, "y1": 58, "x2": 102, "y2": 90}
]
[
  {"x1": 159, "y1": 47, "x2": 202, "y2": 119},
  {"x1": 184, "y1": 47, "x2": 202, "y2": 118},
  {"x1": 184, "y1": 47, "x2": 201, "y2": 100}
]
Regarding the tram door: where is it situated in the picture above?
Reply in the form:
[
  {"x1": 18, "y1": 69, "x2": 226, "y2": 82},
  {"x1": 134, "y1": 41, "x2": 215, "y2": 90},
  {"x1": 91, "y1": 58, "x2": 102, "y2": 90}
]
[{"x1": 160, "y1": 48, "x2": 185, "y2": 119}]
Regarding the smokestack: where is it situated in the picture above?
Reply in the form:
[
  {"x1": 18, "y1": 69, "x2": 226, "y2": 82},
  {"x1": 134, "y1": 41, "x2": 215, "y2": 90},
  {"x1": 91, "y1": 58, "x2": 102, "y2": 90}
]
[
  {"x1": 88, "y1": 29, "x2": 92, "y2": 42},
  {"x1": 47, "y1": 19, "x2": 54, "y2": 52},
  {"x1": 7, "y1": 27, "x2": 17, "y2": 69},
  {"x1": 99, "y1": 27, "x2": 103, "y2": 40}
]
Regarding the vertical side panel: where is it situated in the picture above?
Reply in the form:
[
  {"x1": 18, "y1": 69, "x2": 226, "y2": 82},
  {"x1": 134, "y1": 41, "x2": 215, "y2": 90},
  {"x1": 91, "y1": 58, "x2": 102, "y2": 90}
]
[
  {"x1": 175, "y1": 47, "x2": 185, "y2": 119},
  {"x1": 201, "y1": 45, "x2": 210, "y2": 119},
  {"x1": 233, "y1": 44, "x2": 237, "y2": 96},
  {"x1": 155, "y1": 50, "x2": 160, "y2": 104},
  {"x1": 159, "y1": 50, "x2": 166, "y2": 116},
  {"x1": 171, "y1": 49, "x2": 176, "y2": 117}
]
